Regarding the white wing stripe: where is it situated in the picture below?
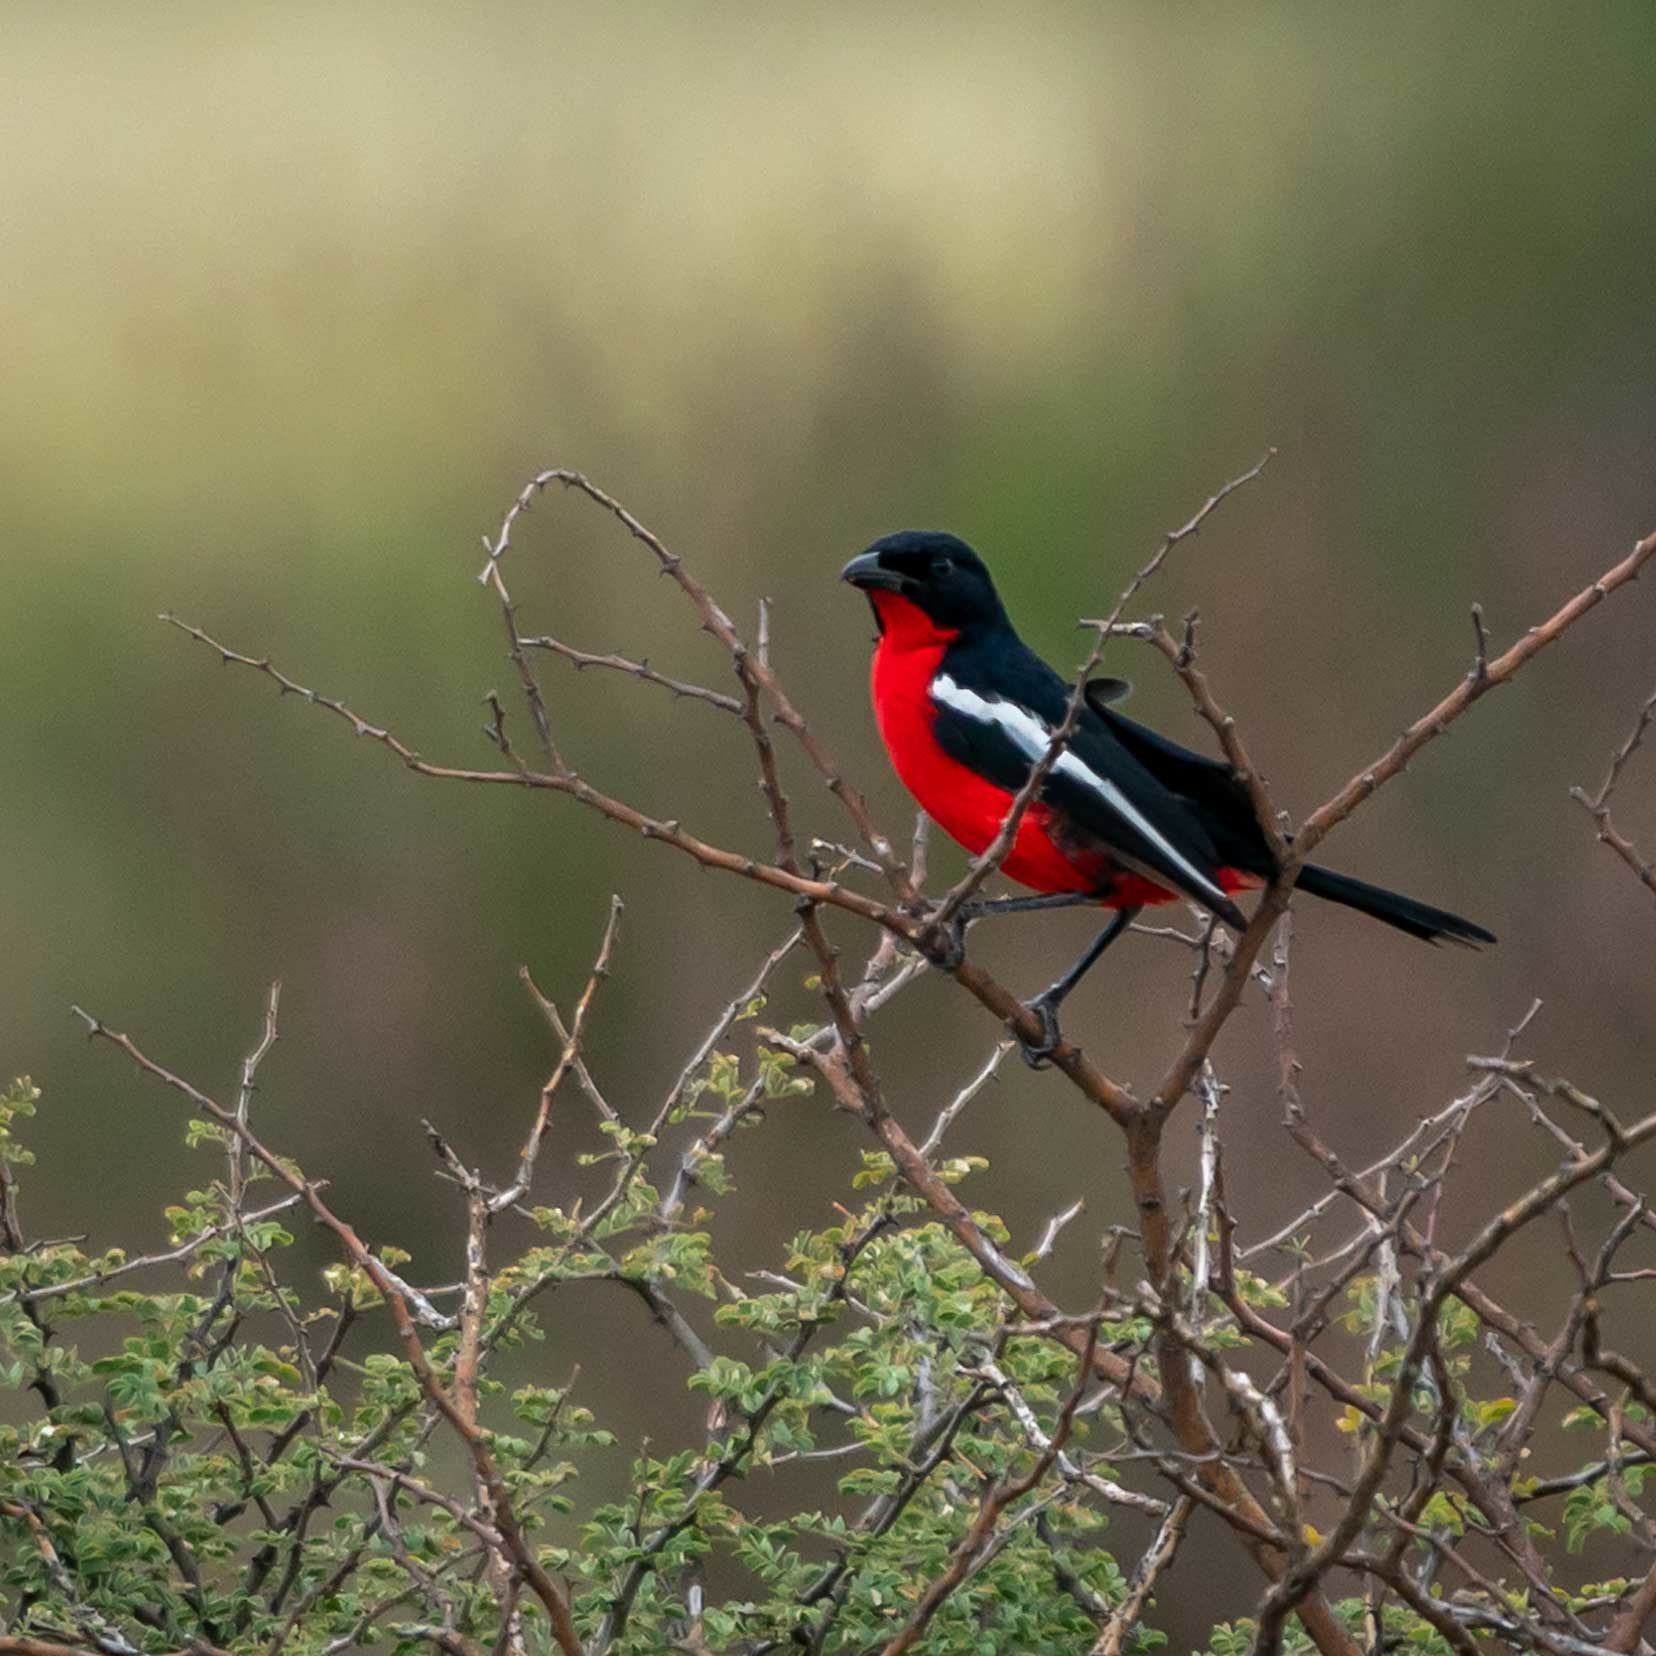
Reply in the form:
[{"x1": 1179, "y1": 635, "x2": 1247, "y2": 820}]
[{"x1": 932, "y1": 674, "x2": 1230, "y2": 908}]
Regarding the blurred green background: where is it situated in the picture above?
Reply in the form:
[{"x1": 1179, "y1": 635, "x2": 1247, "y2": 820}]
[{"x1": 4, "y1": 1, "x2": 1655, "y2": 1628}]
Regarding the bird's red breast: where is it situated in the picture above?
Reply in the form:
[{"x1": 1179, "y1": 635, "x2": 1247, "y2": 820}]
[{"x1": 868, "y1": 591, "x2": 1119, "y2": 896}]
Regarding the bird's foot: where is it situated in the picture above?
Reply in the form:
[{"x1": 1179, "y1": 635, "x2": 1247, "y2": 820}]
[
  {"x1": 1014, "y1": 994, "x2": 1064, "y2": 1070},
  {"x1": 917, "y1": 913, "x2": 968, "y2": 973}
]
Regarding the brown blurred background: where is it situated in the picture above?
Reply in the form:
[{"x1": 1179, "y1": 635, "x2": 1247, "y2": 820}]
[{"x1": 3, "y1": 2, "x2": 1654, "y2": 1634}]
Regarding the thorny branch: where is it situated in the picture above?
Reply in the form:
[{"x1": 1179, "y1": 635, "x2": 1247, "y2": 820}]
[
  {"x1": 95, "y1": 467, "x2": 1656, "y2": 1656},
  {"x1": 1572, "y1": 682, "x2": 1656, "y2": 899}
]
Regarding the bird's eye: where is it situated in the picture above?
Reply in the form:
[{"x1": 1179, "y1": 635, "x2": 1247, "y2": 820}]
[{"x1": 934, "y1": 556, "x2": 955, "y2": 575}]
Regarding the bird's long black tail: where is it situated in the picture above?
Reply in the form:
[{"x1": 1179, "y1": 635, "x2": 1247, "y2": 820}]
[{"x1": 1293, "y1": 862, "x2": 1496, "y2": 946}]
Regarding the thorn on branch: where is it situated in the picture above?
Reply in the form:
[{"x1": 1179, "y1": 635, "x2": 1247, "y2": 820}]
[{"x1": 1179, "y1": 609, "x2": 1200, "y2": 667}]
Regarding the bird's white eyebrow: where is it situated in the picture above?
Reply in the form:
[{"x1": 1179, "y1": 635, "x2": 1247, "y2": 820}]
[{"x1": 931, "y1": 673, "x2": 1231, "y2": 909}]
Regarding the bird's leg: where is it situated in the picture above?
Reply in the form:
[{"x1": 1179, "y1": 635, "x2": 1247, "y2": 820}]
[
  {"x1": 922, "y1": 891, "x2": 1096, "y2": 972},
  {"x1": 960, "y1": 891, "x2": 1098, "y2": 922},
  {"x1": 1017, "y1": 905, "x2": 1140, "y2": 1068}
]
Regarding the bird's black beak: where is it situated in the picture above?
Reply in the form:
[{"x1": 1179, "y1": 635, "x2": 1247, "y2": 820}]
[{"x1": 840, "y1": 551, "x2": 906, "y2": 593}]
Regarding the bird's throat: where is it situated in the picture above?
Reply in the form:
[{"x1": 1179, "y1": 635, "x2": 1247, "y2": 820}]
[{"x1": 868, "y1": 589, "x2": 958, "y2": 650}]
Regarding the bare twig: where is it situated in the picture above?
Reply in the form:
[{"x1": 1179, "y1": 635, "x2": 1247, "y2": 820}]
[
  {"x1": 522, "y1": 633, "x2": 743, "y2": 715},
  {"x1": 1030, "y1": 1197, "x2": 1087, "y2": 1265},
  {"x1": 919, "y1": 1040, "x2": 1015, "y2": 1156},
  {"x1": 475, "y1": 467, "x2": 915, "y2": 891},
  {"x1": 494, "y1": 895, "x2": 624, "y2": 1212},
  {"x1": 161, "y1": 612, "x2": 1140, "y2": 1120},
  {"x1": 1248, "y1": 1102, "x2": 1656, "y2": 1656},
  {"x1": 1088, "y1": 1495, "x2": 1194, "y2": 1656},
  {"x1": 2, "y1": 1192, "x2": 306, "y2": 1309},
  {"x1": 1151, "y1": 525, "x2": 1656, "y2": 1121},
  {"x1": 229, "y1": 980, "x2": 281, "y2": 1208},
  {"x1": 1572, "y1": 683, "x2": 1656, "y2": 898},
  {"x1": 1300, "y1": 532, "x2": 1656, "y2": 857}
]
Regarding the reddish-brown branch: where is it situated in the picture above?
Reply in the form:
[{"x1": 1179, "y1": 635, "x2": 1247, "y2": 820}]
[
  {"x1": 476, "y1": 467, "x2": 916, "y2": 894},
  {"x1": 1122, "y1": 1112, "x2": 1360, "y2": 1656},
  {"x1": 1278, "y1": 1074, "x2": 1656, "y2": 1465},
  {"x1": 1298, "y1": 529, "x2": 1656, "y2": 858},
  {"x1": 1142, "y1": 612, "x2": 1287, "y2": 863},
  {"x1": 1605, "y1": 1560, "x2": 1656, "y2": 1655},
  {"x1": 1149, "y1": 525, "x2": 1656, "y2": 1118},
  {"x1": 163, "y1": 612, "x2": 1143, "y2": 1123}
]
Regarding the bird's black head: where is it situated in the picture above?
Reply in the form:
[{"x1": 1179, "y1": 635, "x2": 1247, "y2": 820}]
[{"x1": 840, "y1": 531, "x2": 1008, "y2": 635}]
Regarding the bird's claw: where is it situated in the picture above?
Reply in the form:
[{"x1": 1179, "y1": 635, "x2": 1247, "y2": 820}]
[
  {"x1": 1015, "y1": 996, "x2": 1063, "y2": 1069},
  {"x1": 919, "y1": 914, "x2": 968, "y2": 973}
]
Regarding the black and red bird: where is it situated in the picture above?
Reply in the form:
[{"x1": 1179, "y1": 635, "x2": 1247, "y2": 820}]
[{"x1": 842, "y1": 530, "x2": 1494, "y2": 1060}]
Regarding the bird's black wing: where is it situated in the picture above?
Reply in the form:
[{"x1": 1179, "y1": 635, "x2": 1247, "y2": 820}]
[
  {"x1": 1091, "y1": 705, "x2": 1274, "y2": 875},
  {"x1": 931, "y1": 640, "x2": 1247, "y2": 924}
]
